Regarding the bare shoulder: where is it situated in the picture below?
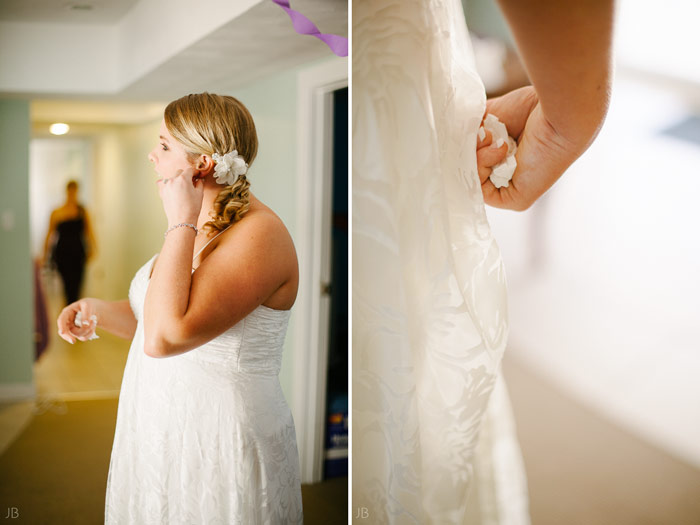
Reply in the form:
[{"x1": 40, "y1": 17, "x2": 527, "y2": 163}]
[
  {"x1": 201, "y1": 203, "x2": 298, "y2": 310},
  {"x1": 220, "y1": 206, "x2": 295, "y2": 257}
]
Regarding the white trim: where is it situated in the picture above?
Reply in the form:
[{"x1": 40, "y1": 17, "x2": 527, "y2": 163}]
[
  {"x1": 0, "y1": 382, "x2": 36, "y2": 402},
  {"x1": 293, "y1": 57, "x2": 348, "y2": 484}
]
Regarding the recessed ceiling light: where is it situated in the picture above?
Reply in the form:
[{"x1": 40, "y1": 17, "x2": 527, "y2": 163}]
[
  {"x1": 50, "y1": 123, "x2": 70, "y2": 135},
  {"x1": 67, "y1": 3, "x2": 94, "y2": 11}
]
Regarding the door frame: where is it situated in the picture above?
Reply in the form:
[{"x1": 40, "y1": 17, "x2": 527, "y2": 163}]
[{"x1": 293, "y1": 58, "x2": 348, "y2": 484}]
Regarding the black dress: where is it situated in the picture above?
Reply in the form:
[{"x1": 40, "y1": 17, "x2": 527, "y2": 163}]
[{"x1": 51, "y1": 206, "x2": 87, "y2": 305}]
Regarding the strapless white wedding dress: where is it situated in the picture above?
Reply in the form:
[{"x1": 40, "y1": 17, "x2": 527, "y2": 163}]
[
  {"x1": 104, "y1": 254, "x2": 303, "y2": 524},
  {"x1": 353, "y1": 0, "x2": 529, "y2": 523}
]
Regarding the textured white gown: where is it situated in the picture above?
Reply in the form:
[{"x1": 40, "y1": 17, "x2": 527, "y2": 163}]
[
  {"x1": 353, "y1": 0, "x2": 529, "y2": 523},
  {"x1": 104, "y1": 254, "x2": 303, "y2": 524}
]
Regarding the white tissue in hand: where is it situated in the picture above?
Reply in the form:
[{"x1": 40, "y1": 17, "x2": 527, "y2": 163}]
[
  {"x1": 480, "y1": 113, "x2": 518, "y2": 188},
  {"x1": 74, "y1": 311, "x2": 99, "y2": 340}
]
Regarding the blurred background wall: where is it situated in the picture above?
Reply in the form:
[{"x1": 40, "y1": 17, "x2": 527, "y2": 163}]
[{"x1": 464, "y1": 0, "x2": 700, "y2": 522}]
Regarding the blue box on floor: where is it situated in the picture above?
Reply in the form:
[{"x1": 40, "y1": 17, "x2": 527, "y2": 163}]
[{"x1": 324, "y1": 395, "x2": 348, "y2": 478}]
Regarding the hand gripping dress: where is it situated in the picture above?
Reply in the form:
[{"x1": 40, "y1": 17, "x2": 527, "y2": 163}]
[
  {"x1": 353, "y1": 0, "x2": 529, "y2": 523},
  {"x1": 104, "y1": 254, "x2": 303, "y2": 524}
]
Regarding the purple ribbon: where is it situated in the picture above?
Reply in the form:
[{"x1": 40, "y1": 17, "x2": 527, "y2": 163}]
[{"x1": 271, "y1": 0, "x2": 348, "y2": 57}]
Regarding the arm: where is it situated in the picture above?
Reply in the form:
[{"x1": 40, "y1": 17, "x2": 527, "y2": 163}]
[
  {"x1": 479, "y1": 0, "x2": 614, "y2": 210},
  {"x1": 497, "y1": 0, "x2": 614, "y2": 146},
  {"x1": 42, "y1": 211, "x2": 57, "y2": 264},
  {"x1": 57, "y1": 298, "x2": 137, "y2": 342},
  {"x1": 143, "y1": 212, "x2": 295, "y2": 358}
]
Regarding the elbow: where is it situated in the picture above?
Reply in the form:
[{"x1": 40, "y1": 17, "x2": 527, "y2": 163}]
[
  {"x1": 572, "y1": 110, "x2": 609, "y2": 154},
  {"x1": 143, "y1": 323, "x2": 192, "y2": 358},
  {"x1": 514, "y1": 201, "x2": 534, "y2": 213},
  {"x1": 556, "y1": 100, "x2": 610, "y2": 155},
  {"x1": 540, "y1": 83, "x2": 611, "y2": 158},
  {"x1": 143, "y1": 330, "x2": 177, "y2": 358},
  {"x1": 143, "y1": 339, "x2": 169, "y2": 358}
]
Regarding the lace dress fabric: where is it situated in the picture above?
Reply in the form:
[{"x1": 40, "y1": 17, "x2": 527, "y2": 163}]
[
  {"x1": 352, "y1": 0, "x2": 529, "y2": 523},
  {"x1": 104, "y1": 254, "x2": 303, "y2": 524}
]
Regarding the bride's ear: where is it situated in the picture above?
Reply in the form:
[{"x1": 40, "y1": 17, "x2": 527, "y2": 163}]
[{"x1": 195, "y1": 154, "x2": 215, "y2": 176}]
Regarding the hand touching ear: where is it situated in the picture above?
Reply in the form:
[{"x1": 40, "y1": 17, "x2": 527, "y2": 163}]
[{"x1": 156, "y1": 167, "x2": 205, "y2": 226}]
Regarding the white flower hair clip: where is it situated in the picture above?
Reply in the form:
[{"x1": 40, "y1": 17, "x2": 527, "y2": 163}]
[{"x1": 211, "y1": 150, "x2": 248, "y2": 186}]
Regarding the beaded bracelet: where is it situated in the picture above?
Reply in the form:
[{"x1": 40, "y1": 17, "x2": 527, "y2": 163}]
[{"x1": 164, "y1": 222, "x2": 199, "y2": 238}]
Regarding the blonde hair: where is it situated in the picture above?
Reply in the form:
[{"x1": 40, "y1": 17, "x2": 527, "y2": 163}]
[{"x1": 164, "y1": 93, "x2": 258, "y2": 234}]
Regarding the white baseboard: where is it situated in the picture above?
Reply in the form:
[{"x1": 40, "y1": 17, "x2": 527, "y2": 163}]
[{"x1": 0, "y1": 382, "x2": 36, "y2": 402}]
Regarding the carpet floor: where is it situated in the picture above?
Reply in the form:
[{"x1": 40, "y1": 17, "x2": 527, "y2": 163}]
[{"x1": 0, "y1": 397, "x2": 346, "y2": 524}]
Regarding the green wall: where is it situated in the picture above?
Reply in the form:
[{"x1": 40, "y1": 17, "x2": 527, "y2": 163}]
[
  {"x1": 0, "y1": 99, "x2": 35, "y2": 399},
  {"x1": 232, "y1": 56, "x2": 338, "y2": 401},
  {"x1": 233, "y1": 65, "x2": 303, "y2": 402},
  {"x1": 234, "y1": 68, "x2": 299, "y2": 235}
]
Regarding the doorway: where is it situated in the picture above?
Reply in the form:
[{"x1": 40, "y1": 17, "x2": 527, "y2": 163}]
[
  {"x1": 323, "y1": 87, "x2": 348, "y2": 479},
  {"x1": 292, "y1": 58, "x2": 348, "y2": 484}
]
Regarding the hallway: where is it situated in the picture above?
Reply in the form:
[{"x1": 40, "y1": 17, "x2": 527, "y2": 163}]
[{"x1": 1, "y1": 286, "x2": 348, "y2": 524}]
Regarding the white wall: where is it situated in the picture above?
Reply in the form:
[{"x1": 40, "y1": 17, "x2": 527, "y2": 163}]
[
  {"x1": 118, "y1": 120, "x2": 170, "y2": 283},
  {"x1": 30, "y1": 138, "x2": 93, "y2": 257},
  {"x1": 616, "y1": 0, "x2": 700, "y2": 84},
  {"x1": 487, "y1": 69, "x2": 700, "y2": 468}
]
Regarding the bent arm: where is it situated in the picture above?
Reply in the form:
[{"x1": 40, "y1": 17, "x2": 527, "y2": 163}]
[
  {"x1": 496, "y1": 0, "x2": 614, "y2": 150},
  {"x1": 143, "y1": 216, "x2": 294, "y2": 358}
]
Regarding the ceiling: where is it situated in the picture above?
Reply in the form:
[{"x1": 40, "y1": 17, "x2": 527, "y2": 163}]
[
  {"x1": 118, "y1": 0, "x2": 347, "y2": 100},
  {"x1": 0, "y1": 0, "x2": 139, "y2": 24},
  {"x1": 0, "y1": 0, "x2": 347, "y2": 123}
]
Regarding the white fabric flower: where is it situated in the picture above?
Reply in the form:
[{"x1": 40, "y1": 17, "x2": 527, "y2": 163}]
[{"x1": 211, "y1": 150, "x2": 248, "y2": 186}]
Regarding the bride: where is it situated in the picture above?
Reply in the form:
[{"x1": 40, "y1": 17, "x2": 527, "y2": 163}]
[{"x1": 56, "y1": 93, "x2": 303, "y2": 523}]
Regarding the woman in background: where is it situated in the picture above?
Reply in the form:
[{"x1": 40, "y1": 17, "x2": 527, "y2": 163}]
[{"x1": 43, "y1": 180, "x2": 96, "y2": 305}]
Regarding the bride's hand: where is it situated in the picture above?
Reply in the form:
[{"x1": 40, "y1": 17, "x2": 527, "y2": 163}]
[
  {"x1": 477, "y1": 86, "x2": 580, "y2": 211},
  {"x1": 156, "y1": 167, "x2": 205, "y2": 226},
  {"x1": 57, "y1": 298, "x2": 98, "y2": 343}
]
